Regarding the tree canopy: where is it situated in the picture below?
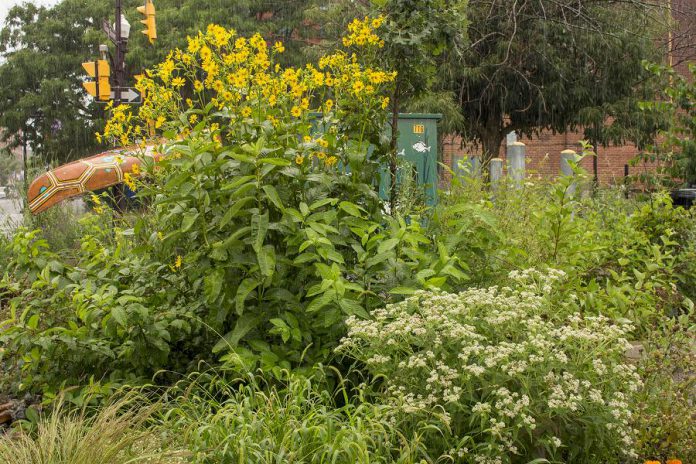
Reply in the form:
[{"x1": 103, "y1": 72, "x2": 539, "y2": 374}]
[
  {"x1": 0, "y1": 0, "x2": 313, "y2": 164},
  {"x1": 441, "y1": 0, "x2": 670, "y2": 164}
]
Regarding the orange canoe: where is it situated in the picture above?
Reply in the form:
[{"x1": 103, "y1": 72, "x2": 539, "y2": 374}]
[{"x1": 28, "y1": 146, "x2": 159, "y2": 215}]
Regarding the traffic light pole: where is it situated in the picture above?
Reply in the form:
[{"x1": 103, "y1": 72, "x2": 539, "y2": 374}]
[{"x1": 114, "y1": 0, "x2": 123, "y2": 105}]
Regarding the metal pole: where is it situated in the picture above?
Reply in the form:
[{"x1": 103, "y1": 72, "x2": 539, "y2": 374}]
[
  {"x1": 22, "y1": 127, "x2": 28, "y2": 211},
  {"x1": 115, "y1": 0, "x2": 122, "y2": 105}
]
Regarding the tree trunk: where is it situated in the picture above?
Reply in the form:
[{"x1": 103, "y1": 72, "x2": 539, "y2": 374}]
[{"x1": 480, "y1": 129, "x2": 504, "y2": 182}]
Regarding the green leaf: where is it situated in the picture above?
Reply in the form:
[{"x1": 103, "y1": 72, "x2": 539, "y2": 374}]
[
  {"x1": 306, "y1": 291, "x2": 336, "y2": 313},
  {"x1": 258, "y1": 157, "x2": 291, "y2": 166},
  {"x1": 257, "y1": 244, "x2": 276, "y2": 277},
  {"x1": 252, "y1": 211, "x2": 269, "y2": 253},
  {"x1": 339, "y1": 201, "x2": 363, "y2": 217},
  {"x1": 262, "y1": 185, "x2": 284, "y2": 211},
  {"x1": 181, "y1": 212, "x2": 199, "y2": 232},
  {"x1": 111, "y1": 306, "x2": 127, "y2": 327},
  {"x1": 377, "y1": 238, "x2": 400, "y2": 254},
  {"x1": 204, "y1": 268, "x2": 225, "y2": 304},
  {"x1": 389, "y1": 287, "x2": 417, "y2": 295},
  {"x1": 235, "y1": 278, "x2": 259, "y2": 315},
  {"x1": 220, "y1": 197, "x2": 254, "y2": 228},
  {"x1": 213, "y1": 313, "x2": 260, "y2": 353}
]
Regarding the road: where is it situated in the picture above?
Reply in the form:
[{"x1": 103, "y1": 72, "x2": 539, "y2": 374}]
[{"x1": 0, "y1": 198, "x2": 24, "y2": 235}]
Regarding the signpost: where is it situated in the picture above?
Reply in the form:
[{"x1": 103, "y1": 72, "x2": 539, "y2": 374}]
[{"x1": 82, "y1": 1, "x2": 156, "y2": 106}]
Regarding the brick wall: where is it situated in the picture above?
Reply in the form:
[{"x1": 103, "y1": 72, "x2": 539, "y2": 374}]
[{"x1": 442, "y1": 131, "x2": 646, "y2": 185}]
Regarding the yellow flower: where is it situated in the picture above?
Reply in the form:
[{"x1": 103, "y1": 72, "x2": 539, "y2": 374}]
[
  {"x1": 324, "y1": 99, "x2": 334, "y2": 111},
  {"x1": 381, "y1": 96, "x2": 390, "y2": 110},
  {"x1": 372, "y1": 16, "x2": 384, "y2": 29},
  {"x1": 300, "y1": 98, "x2": 310, "y2": 110},
  {"x1": 131, "y1": 163, "x2": 141, "y2": 175},
  {"x1": 268, "y1": 94, "x2": 277, "y2": 107},
  {"x1": 186, "y1": 98, "x2": 193, "y2": 107},
  {"x1": 194, "y1": 80, "x2": 204, "y2": 92},
  {"x1": 316, "y1": 151, "x2": 326, "y2": 159},
  {"x1": 291, "y1": 106, "x2": 302, "y2": 118},
  {"x1": 317, "y1": 138, "x2": 329, "y2": 148},
  {"x1": 189, "y1": 114, "x2": 198, "y2": 124},
  {"x1": 95, "y1": 132, "x2": 103, "y2": 144},
  {"x1": 352, "y1": 80, "x2": 365, "y2": 94},
  {"x1": 325, "y1": 156, "x2": 338, "y2": 167},
  {"x1": 175, "y1": 255, "x2": 182, "y2": 269},
  {"x1": 241, "y1": 107, "x2": 252, "y2": 118},
  {"x1": 171, "y1": 77, "x2": 185, "y2": 88},
  {"x1": 90, "y1": 193, "x2": 101, "y2": 205},
  {"x1": 157, "y1": 231, "x2": 164, "y2": 240},
  {"x1": 303, "y1": 135, "x2": 312, "y2": 143},
  {"x1": 123, "y1": 172, "x2": 137, "y2": 191},
  {"x1": 273, "y1": 41, "x2": 285, "y2": 53},
  {"x1": 295, "y1": 154, "x2": 305, "y2": 165}
]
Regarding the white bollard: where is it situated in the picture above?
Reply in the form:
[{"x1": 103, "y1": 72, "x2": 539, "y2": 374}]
[{"x1": 507, "y1": 142, "x2": 526, "y2": 187}]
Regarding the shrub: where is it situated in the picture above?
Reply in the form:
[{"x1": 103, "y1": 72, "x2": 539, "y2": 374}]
[{"x1": 338, "y1": 269, "x2": 644, "y2": 463}]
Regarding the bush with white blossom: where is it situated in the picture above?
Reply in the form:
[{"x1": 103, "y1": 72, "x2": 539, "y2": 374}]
[{"x1": 337, "y1": 269, "x2": 642, "y2": 463}]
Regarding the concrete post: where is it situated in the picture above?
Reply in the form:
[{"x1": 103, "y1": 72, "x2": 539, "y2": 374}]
[
  {"x1": 490, "y1": 158, "x2": 503, "y2": 188},
  {"x1": 560, "y1": 149, "x2": 578, "y2": 196},
  {"x1": 507, "y1": 141, "x2": 526, "y2": 187},
  {"x1": 560, "y1": 149, "x2": 577, "y2": 176}
]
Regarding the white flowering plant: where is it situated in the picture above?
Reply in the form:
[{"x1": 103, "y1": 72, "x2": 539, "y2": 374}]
[{"x1": 337, "y1": 269, "x2": 643, "y2": 463}]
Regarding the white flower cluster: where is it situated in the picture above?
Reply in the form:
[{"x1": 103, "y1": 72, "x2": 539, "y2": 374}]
[{"x1": 337, "y1": 269, "x2": 640, "y2": 462}]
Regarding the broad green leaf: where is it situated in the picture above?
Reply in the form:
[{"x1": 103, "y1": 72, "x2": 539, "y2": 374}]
[
  {"x1": 212, "y1": 313, "x2": 260, "y2": 353},
  {"x1": 262, "y1": 185, "x2": 284, "y2": 211},
  {"x1": 339, "y1": 201, "x2": 363, "y2": 217},
  {"x1": 235, "y1": 278, "x2": 259, "y2": 315},
  {"x1": 181, "y1": 212, "x2": 198, "y2": 232},
  {"x1": 111, "y1": 306, "x2": 127, "y2": 327},
  {"x1": 258, "y1": 244, "x2": 276, "y2": 277},
  {"x1": 252, "y1": 211, "x2": 269, "y2": 253},
  {"x1": 204, "y1": 268, "x2": 225, "y2": 304},
  {"x1": 220, "y1": 197, "x2": 254, "y2": 228},
  {"x1": 377, "y1": 238, "x2": 400, "y2": 254}
]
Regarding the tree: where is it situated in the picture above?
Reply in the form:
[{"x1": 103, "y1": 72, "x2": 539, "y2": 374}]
[
  {"x1": 307, "y1": 0, "x2": 468, "y2": 209},
  {"x1": 0, "y1": 0, "x2": 314, "y2": 166},
  {"x1": 440, "y1": 0, "x2": 670, "y2": 168},
  {"x1": 635, "y1": 63, "x2": 696, "y2": 187}
]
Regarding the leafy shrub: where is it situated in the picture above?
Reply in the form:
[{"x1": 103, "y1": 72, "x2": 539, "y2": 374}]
[
  {"x1": 633, "y1": 317, "x2": 696, "y2": 463},
  {"x1": 338, "y1": 269, "x2": 644, "y2": 463},
  {"x1": 0, "y1": 22, "x2": 466, "y2": 396}
]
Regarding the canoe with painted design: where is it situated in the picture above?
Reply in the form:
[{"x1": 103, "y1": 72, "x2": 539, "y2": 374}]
[{"x1": 27, "y1": 146, "x2": 159, "y2": 215}]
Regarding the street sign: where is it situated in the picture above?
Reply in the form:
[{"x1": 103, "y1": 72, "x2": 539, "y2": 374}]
[
  {"x1": 116, "y1": 87, "x2": 142, "y2": 103},
  {"x1": 94, "y1": 87, "x2": 142, "y2": 104},
  {"x1": 102, "y1": 19, "x2": 117, "y2": 44}
]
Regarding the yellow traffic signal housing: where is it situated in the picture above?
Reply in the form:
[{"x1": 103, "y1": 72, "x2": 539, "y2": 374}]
[
  {"x1": 137, "y1": 0, "x2": 157, "y2": 44},
  {"x1": 82, "y1": 60, "x2": 111, "y2": 101}
]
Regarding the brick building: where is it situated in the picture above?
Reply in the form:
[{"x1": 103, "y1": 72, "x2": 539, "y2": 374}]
[{"x1": 442, "y1": 0, "x2": 695, "y2": 184}]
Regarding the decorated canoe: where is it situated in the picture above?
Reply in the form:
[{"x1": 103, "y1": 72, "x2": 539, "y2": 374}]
[{"x1": 28, "y1": 146, "x2": 159, "y2": 215}]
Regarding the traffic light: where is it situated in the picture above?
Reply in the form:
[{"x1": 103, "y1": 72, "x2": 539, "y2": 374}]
[
  {"x1": 137, "y1": 0, "x2": 157, "y2": 44},
  {"x1": 82, "y1": 60, "x2": 111, "y2": 101}
]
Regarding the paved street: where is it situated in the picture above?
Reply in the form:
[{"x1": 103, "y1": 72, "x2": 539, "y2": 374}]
[{"x1": 0, "y1": 198, "x2": 24, "y2": 235}]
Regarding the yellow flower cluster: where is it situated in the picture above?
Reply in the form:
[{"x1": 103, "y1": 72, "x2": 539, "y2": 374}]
[
  {"x1": 99, "y1": 20, "x2": 396, "y2": 174},
  {"x1": 342, "y1": 15, "x2": 385, "y2": 48}
]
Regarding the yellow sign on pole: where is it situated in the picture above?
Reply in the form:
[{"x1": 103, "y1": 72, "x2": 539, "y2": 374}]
[{"x1": 82, "y1": 60, "x2": 111, "y2": 101}]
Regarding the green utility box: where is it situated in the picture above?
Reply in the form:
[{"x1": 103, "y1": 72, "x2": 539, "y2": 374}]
[
  {"x1": 379, "y1": 113, "x2": 441, "y2": 206},
  {"x1": 310, "y1": 112, "x2": 442, "y2": 206}
]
